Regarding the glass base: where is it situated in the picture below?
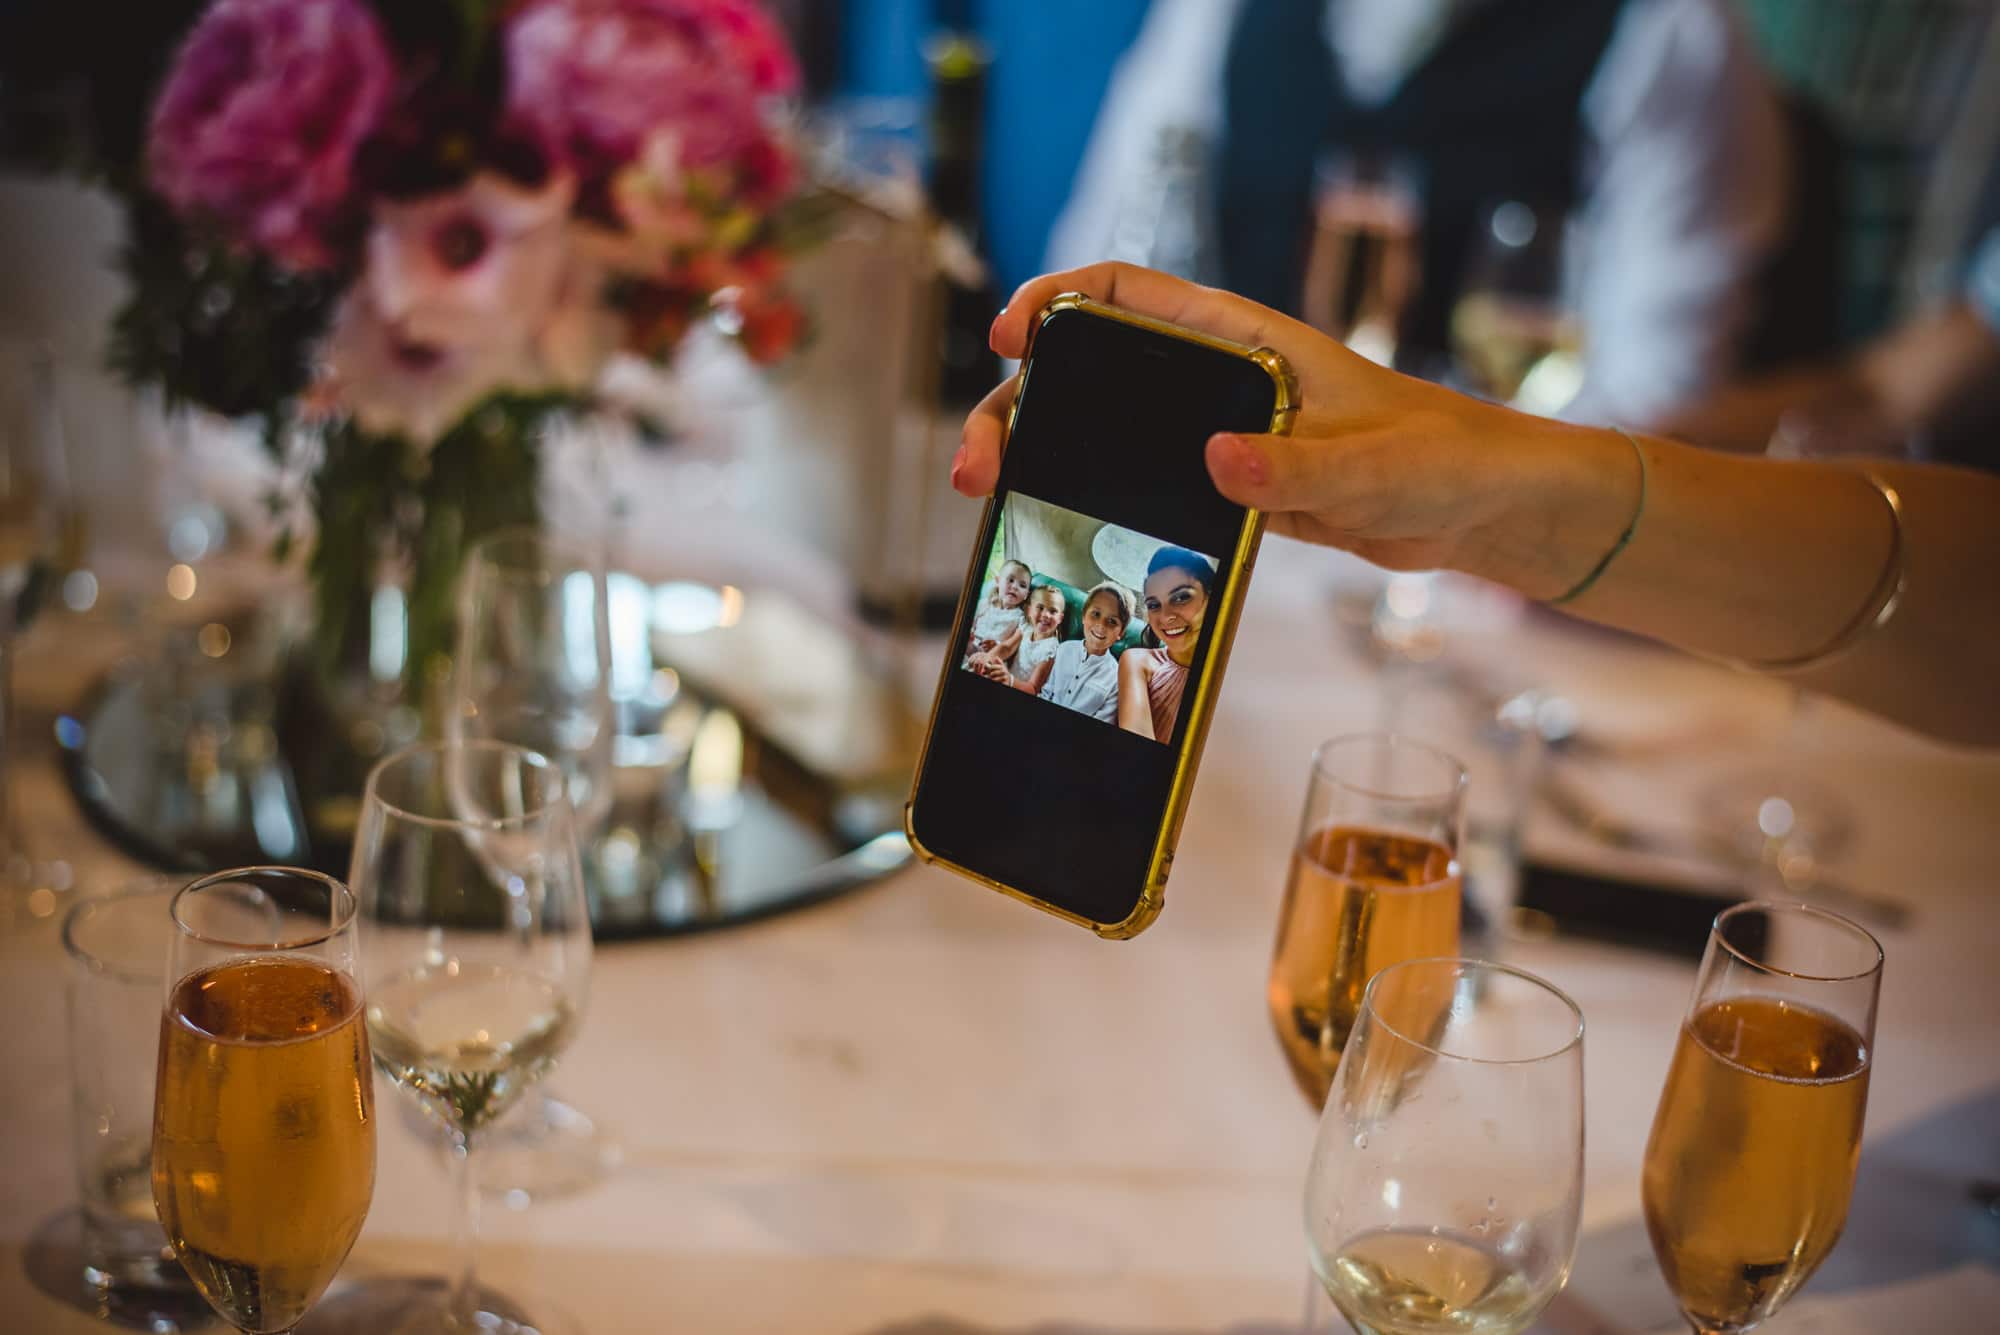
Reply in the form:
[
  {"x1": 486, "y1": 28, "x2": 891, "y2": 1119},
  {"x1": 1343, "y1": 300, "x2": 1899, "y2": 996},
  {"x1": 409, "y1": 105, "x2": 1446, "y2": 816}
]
[
  {"x1": 477, "y1": 1091, "x2": 621, "y2": 1207},
  {"x1": 1, "y1": 852, "x2": 74, "y2": 928},
  {"x1": 299, "y1": 1275, "x2": 578, "y2": 1335},
  {"x1": 21, "y1": 1205, "x2": 211, "y2": 1335},
  {"x1": 396, "y1": 1088, "x2": 620, "y2": 1207}
]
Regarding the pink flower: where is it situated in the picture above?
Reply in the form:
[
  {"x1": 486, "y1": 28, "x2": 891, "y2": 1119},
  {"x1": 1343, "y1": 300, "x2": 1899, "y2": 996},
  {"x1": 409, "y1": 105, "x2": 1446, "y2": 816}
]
[
  {"x1": 149, "y1": 0, "x2": 394, "y2": 268},
  {"x1": 323, "y1": 172, "x2": 621, "y2": 444},
  {"x1": 361, "y1": 171, "x2": 578, "y2": 352},
  {"x1": 504, "y1": 0, "x2": 798, "y2": 189}
]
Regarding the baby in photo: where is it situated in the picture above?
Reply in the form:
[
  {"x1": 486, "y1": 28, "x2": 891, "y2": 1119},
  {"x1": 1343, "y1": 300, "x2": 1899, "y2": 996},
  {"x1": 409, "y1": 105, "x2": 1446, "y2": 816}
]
[
  {"x1": 965, "y1": 559, "x2": 1031, "y2": 675},
  {"x1": 979, "y1": 581, "x2": 1067, "y2": 695}
]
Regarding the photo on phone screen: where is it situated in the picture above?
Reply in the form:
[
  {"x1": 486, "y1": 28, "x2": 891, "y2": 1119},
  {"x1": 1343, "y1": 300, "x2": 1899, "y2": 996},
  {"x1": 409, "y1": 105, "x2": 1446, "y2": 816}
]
[{"x1": 959, "y1": 492, "x2": 1219, "y2": 747}]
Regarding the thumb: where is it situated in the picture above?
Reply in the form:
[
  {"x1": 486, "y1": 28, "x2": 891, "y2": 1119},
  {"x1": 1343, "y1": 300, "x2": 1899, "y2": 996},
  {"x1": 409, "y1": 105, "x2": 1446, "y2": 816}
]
[{"x1": 1205, "y1": 429, "x2": 1354, "y2": 515}]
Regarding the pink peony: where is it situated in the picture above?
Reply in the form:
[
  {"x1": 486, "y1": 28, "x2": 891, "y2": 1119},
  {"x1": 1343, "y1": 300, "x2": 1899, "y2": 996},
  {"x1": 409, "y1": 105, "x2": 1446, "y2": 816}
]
[
  {"x1": 324, "y1": 172, "x2": 621, "y2": 445},
  {"x1": 504, "y1": 0, "x2": 798, "y2": 189},
  {"x1": 149, "y1": 0, "x2": 395, "y2": 269}
]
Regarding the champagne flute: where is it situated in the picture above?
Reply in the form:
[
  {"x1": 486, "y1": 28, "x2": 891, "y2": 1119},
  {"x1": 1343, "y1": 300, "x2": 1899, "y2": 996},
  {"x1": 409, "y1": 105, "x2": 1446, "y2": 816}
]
[
  {"x1": 1642, "y1": 901, "x2": 1882, "y2": 1334},
  {"x1": 151, "y1": 866, "x2": 375, "y2": 1335},
  {"x1": 1301, "y1": 152, "x2": 1421, "y2": 369},
  {"x1": 449, "y1": 527, "x2": 615, "y2": 1200},
  {"x1": 352, "y1": 740, "x2": 591, "y2": 1334},
  {"x1": 1268, "y1": 734, "x2": 1468, "y2": 1109},
  {"x1": 1305, "y1": 957, "x2": 1585, "y2": 1334}
]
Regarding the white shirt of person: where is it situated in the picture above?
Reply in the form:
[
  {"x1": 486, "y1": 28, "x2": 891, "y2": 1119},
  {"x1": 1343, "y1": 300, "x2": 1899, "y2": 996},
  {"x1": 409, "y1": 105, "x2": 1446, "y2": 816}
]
[
  {"x1": 1012, "y1": 630, "x2": 1062, "y2": 682},
  {"x1": 1044, "y1": 0, "x2": 1790, "y2": 430},
  {"x1": 1039, "y1": 639, "x2": 1121, "y2": 724}
]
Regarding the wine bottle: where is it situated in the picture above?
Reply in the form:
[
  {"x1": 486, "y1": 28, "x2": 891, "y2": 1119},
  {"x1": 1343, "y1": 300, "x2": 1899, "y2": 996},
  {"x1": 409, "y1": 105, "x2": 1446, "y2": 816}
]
[{"x1": 924, "y1": 26, "x2": 1001, "y2": 409}]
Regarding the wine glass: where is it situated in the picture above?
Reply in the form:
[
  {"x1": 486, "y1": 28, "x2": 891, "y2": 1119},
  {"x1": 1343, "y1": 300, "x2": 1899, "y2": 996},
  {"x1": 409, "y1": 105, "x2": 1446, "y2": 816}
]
[
  {"x1": 1695, "y1": 404, "x2": 1911, "y2": 892},
  {"x1": 0, "y1": 340, "x2": 81, "y2": 918},
  {"x1": 1304, "y1": 957, "x2": 1585, "y2": 1335},
  {"x1": 452, "y1": 526, "x2": 613, "y2": 833},
  {"x1": 1642, "y1": 901, "x2": 1882, "y2": 1334},
  {"x1": 351, "y1": 739, "x2": 591, "y2": 1334},
  {"x1": 448, "y1": 527, "x2": 617, "y2": 1200},
  {"x1": 151, "y1": 866, "x2": 375, "y2": 1335},
  {"x1": 1449, "y1": 200, "x2": 1582, "y2": 415},
  {"x1": 1268, "y1": 734, "x2": 1468, "y2": 1109}
]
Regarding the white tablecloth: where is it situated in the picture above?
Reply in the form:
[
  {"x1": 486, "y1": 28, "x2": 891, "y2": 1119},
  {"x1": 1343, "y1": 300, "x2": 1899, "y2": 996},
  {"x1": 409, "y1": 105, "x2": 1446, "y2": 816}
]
[{"x1": 5, "y1": 533, "x2": 1997, "y2": 1334}]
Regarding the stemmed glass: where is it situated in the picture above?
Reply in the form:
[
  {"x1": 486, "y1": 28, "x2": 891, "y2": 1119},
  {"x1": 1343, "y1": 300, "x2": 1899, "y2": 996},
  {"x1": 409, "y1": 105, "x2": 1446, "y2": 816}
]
[
  {"x1": 1449, "y1": 199, "x2": 1581, "y2": 415},
  {"x1": 1304, "y1": 957, "x2": 1585, "y2": 1334},
  {"x1": 1301, "y1": 152, "x2": 1421, "y2": 369},
  {"x1": 0, "y1": 340, "x2": 81, "y2": 917},
  {"x1": 1268, "y1": 734, "x2": 1468, "y2": 1109},
  {"x1": 1697, "y1": 407, "x2": 1911, "y2": 891},
  {"x1": 352, "y1": 740, "x2": 592, "y2": 1334},
  {"x1": 452, "y1": 526, "x2": 613, "y2": 833},
  {"x1": 151, "y1": 867, "x2": 376, "y2": 1335},
  {"x1": 1642, "y1": 901, "x2": 1881, "y2": 1334},
  {"x1": 1269, "y1": 734, "x2": 1467, "y2": 1332},
  {"x1": 449, "y1": 526, "x2": 615, "y2": 1198}
]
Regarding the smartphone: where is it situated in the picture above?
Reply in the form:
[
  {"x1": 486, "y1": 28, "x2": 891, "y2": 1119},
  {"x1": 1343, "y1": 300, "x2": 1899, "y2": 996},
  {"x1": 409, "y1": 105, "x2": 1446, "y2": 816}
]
[{"x1": 905, "y1": 294, "x2": 1298, "y2": 937}]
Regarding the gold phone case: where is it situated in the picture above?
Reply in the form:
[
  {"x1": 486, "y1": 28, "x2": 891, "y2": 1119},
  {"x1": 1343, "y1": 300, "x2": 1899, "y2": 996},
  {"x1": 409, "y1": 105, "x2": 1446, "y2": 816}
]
[{"x1": 903, "y1": 293, "x2": 1300, "y2": 938}]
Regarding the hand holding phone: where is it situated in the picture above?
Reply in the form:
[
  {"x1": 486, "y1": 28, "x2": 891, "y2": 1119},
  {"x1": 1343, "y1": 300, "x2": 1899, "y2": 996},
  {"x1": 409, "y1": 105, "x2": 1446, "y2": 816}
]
[{"x1": 907, "y1": 295, "x2": 1297, "y2": 936}]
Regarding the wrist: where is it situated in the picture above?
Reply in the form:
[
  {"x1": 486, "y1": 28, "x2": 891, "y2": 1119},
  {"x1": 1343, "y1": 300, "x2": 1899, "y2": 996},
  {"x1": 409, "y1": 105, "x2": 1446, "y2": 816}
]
[{"x1": 1459, "y1": 418, "x2": 1640, "y2": 601}]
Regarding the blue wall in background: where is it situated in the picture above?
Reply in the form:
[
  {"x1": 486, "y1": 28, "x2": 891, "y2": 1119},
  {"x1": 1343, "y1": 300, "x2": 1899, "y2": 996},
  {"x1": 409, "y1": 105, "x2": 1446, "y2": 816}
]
[{"x1": 839, "y1": 0, "x2": 1151, "y2": 296}]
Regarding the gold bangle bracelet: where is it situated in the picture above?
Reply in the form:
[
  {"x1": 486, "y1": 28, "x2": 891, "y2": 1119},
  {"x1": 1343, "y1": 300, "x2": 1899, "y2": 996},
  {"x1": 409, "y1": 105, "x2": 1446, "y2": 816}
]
[{"x1": 1743, "y1": 470, "x2": 1906, "y2": 674}]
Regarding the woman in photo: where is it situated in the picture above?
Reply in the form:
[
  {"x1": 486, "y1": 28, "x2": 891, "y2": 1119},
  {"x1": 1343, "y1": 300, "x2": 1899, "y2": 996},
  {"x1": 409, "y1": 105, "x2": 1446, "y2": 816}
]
[
  {"x1": 1119, "y1": 546, "x2": 1215, "y2": 742},
  {"x1": 1039, "y1": 582, "x2": 1134, "y2": 724}
]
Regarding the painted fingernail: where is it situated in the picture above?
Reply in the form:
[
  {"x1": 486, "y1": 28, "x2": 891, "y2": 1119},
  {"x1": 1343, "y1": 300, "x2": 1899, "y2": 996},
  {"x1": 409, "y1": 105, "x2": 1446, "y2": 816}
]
[{"x1": 1214, "y1": 433, "x2": 1266, "y2": 485}]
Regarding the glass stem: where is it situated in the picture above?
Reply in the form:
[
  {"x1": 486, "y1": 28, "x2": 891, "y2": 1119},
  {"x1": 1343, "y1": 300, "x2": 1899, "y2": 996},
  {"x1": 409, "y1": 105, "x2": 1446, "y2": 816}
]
[
  {"x1": 447, "y1": 1131, "x2": 481, "y2": 1323},
  {"x1": 1300, "y1": 1266, "x2": 1328, "y2": 1333},
  {"x1": 0, "y1": 633, "x2": 20, "y2": 880}
]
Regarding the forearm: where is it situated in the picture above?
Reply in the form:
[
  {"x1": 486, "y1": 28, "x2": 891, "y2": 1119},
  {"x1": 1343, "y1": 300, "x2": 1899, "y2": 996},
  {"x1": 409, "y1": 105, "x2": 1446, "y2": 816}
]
[{"x1": 1469, "y1": 419, "x2": 2000, "y2": 744}]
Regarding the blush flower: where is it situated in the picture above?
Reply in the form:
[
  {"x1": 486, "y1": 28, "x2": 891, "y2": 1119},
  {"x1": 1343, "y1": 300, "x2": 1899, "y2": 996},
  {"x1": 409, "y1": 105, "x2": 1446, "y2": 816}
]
[
  {"x1": 503, "y1": 0, "x2": 798, "y2": 189},
  {"x1": 149, "y1": 0, "x2": 394, "y2": 268},
  {"x1": 324, "y1": 171, "x2": 620, "y2": 444}
]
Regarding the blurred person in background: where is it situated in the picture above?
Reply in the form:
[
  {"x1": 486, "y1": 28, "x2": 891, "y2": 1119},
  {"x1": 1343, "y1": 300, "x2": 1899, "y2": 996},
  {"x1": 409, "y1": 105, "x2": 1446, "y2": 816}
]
[
  {"x1": 1046, "y1": 0, "x2": 1808, "y2": 432},
  {"x1": 1663, "y1": 225, "x2": 2000, "y2": 472}
]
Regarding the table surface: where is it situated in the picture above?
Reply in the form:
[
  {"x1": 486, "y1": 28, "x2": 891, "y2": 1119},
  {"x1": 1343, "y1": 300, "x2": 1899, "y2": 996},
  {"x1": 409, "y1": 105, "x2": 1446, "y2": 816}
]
[{"x1": 4, "y1": 533, "x2": 1997, "y2": 1335}]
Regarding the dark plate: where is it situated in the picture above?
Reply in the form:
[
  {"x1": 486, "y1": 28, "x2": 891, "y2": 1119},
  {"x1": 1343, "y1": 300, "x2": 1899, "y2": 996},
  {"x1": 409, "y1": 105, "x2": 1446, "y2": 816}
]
[{"x1": 57, "y1": 584, "x2": 918, "y2": 940}]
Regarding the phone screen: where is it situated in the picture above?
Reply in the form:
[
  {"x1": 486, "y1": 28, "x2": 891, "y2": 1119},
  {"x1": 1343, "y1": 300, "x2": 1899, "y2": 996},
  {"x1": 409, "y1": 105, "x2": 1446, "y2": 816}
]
[{"x1": 908, "y1": 303, "x2": 1284, "y2": 929}]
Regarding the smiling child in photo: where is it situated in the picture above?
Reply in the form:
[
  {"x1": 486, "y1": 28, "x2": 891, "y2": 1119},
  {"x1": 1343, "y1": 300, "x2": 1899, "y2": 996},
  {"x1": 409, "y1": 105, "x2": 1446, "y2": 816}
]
[
  {"x1": 965, "y1": 559, "x2": 1031, "y2": 675},
  {"x1": 1038, "y1": 582, "x2": 1134, "y2": 724}
]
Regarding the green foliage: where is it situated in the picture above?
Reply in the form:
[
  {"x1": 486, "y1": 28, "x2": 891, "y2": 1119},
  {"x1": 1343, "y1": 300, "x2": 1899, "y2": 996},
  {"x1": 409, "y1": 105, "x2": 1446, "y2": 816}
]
[
  {"x1": 107, "y1": 196, "x2": 342, "y2": 453},
  {"x1": 438, "y1": 1070, "x2": 503, "y2": 1138},
  {"x1": 306, "y1": 395, "x2": 571, "y2": 693}
]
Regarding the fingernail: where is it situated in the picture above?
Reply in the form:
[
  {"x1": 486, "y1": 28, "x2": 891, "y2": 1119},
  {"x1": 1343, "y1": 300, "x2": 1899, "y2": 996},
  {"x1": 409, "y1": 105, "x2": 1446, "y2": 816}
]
[{"x1": 1213, "y1": 433, "x2": 1266, "y2": 485}]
